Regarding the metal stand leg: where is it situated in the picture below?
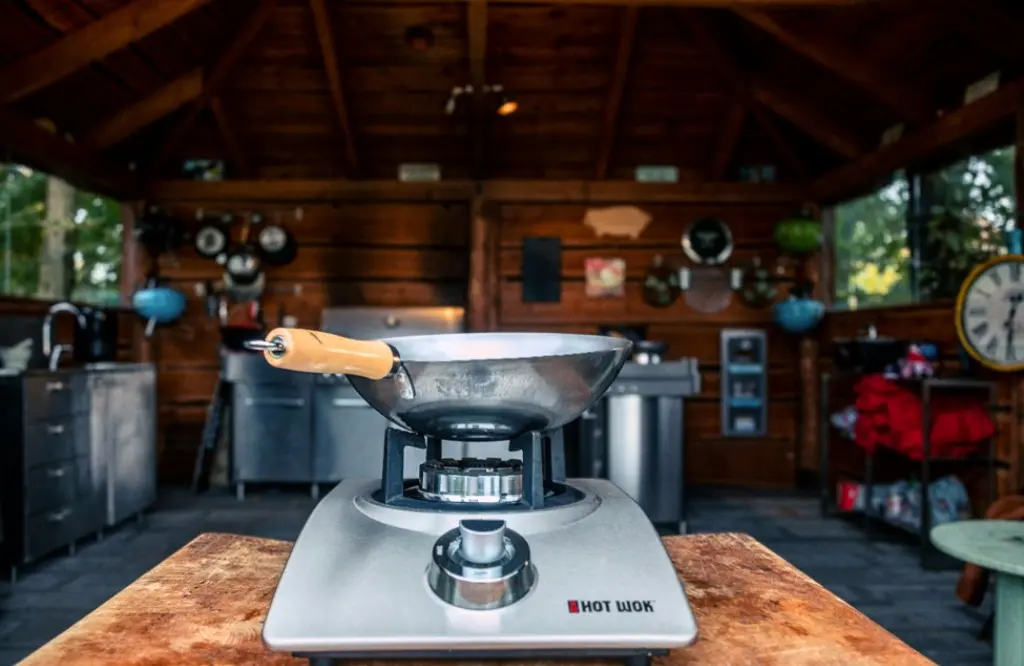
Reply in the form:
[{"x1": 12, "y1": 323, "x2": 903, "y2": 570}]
[
  {"x1": 994, "y1": 573, "x2": 1024, "y2": 666},
  {"x1": 9, "y1": 566, "x2": 17, "y2": 585},
  {"x1": 678, "y1": 520, "x2": 688, "y2": 535},
  {"x1": 236, "y1": 482, "x2": 246, "y2": 501},
  {"x1": 311, "y1": 484, "x2": 320, "y2": 500}
]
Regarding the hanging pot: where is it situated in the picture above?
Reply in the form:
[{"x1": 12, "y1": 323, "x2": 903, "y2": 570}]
[
  {"x1": 774, "y1": 216, "x2": 823, "y2": 254},
  {"x1": 135, "y1": 207, "x2": 187, "y2": 257},
  {"x1": 194, "y1": 224, "x2": 229, "y2": 260},
  {"x1": 224, "y1": 245, "x2": 262, "y2": 286},
  {"x1": 132, "y1": 281, "x2": 187, "y2": 338},
  {"x1": 255, "y1": 224, "x2": 298, "y2": 266}
]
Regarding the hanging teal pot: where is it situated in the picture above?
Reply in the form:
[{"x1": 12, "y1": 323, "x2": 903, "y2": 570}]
[{"x1": 774, "y1": 217, "x2": 823, "y2": 254}]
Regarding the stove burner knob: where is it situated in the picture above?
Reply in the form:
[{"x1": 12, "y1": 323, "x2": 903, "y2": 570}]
[{"x1": 458, "y1": 519, "x2": 506, "y2": 564}]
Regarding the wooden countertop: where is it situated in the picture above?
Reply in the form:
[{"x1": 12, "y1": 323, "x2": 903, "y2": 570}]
[{"x1": 21, "y1": 532, "x2": 933, "y2": 666}]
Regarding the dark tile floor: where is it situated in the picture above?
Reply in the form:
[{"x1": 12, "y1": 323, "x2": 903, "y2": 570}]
[{"x1": 0, "y1": 488, "x2": 993, "y2": 665}]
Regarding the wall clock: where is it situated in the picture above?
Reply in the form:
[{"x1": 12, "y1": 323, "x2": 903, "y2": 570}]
[{"x1": 955, "y1": 255, "x2": 1024, "y2": 372}]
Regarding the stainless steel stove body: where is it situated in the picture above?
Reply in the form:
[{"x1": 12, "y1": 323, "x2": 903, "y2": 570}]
[{"x1": 263, "y1": 428, "x2": 698, "y2": 664}]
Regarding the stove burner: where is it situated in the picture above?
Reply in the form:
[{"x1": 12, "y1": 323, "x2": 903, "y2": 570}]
[{"x1": 419, "y1": 458, "x2": 523, "y2": 504}]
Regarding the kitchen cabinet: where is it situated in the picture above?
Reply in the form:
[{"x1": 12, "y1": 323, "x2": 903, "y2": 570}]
[
  {"x1": 89, "y1": 366, "x2": 157, "y2": 527},
  {"x1": 0, "y1": 370, "x2": 102, "y2": 576},
  {"x1": 0, "y1": 365, "x2": 157, "y2": 577}
]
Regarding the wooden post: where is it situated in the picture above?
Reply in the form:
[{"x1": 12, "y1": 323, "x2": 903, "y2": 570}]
[
  {"x1": 1011, "y1": 107, "x2": 1024, "y2": 495},
  {"x1": 468, "y1": 191, "x2": 489, "y2": 332},
  {"x1": 120, "y1": 201, "x2": 154, "y2": 364}
]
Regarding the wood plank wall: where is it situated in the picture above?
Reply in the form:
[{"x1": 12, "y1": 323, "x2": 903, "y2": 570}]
[
  {"x1": 491, "y1": 200, "x2": 804, "y2": 488},
  {"x1": 151, "y1": 201, "x2": 469, "y2": 483},
  {"x1": 813, "y1": 302, "x2": 1023, "y2": 501}
]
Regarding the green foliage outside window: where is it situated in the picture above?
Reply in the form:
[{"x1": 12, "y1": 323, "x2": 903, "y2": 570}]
[
  {"x1": 0, "y1": 163, "x2": 123, "y2": 306},
  {"x1": 831, "y1": 146, "x2": 1017, "y2": 310}
]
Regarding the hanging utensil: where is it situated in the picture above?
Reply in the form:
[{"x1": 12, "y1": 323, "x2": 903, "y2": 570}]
[
  {"x1": 223, "y1": 213, "x2": 263, "y2": 286},
  {"x1": 194, "y1": 211, "x2": 231, "y2": 260},
  {"x1": 255, "y1": 213, "x2": 298, "y2": 266},
  {"x1": 246, "y1": 329, "x2": 632, "y2": 441},
  {"x1": 642, "y1": 254, "x2": 680, "y2": 308}
]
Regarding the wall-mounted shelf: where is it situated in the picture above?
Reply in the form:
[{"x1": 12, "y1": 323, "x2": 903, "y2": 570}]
[{"x1": 720, "y1": 329, "x2": 768, "y2": 438}]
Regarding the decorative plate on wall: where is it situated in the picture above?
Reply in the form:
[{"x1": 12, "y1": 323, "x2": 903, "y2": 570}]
[{"x1": 682, "y1": 218, "x2": 733, "y2": 265}]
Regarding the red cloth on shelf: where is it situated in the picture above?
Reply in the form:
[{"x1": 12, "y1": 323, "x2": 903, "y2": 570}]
[{"x1": 852, "y1": 375, "x2": 993, "y2": 460}]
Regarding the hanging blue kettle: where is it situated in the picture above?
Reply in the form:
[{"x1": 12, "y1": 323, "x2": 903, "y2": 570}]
[{"x1": 132, "y1": 276, "x2": 187, "y2": 337}]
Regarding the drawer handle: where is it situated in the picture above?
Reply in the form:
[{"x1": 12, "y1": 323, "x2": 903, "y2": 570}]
[
  {"x1": 47, "y1": 508, "x2": 71, "y2": 523},
  {"x1": 45, "y1": 381, "x2": 66, "y2": 392},
  {"x1": 332, "y1": 398, "x2": 369, "y2": 408},
  {"x1": 46, "y1": 467, "x2": 67, "y2": 478},
  {"x1": 47, "y1": 424, "x2": 65, "y2": 435},
  {"x1": 243, "y1": 397, "x2": 305, "y2": 408}
]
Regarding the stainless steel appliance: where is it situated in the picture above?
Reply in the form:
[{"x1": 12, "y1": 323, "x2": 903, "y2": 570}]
[
  {"x1": 250, "y1": 329, "x2": 698, "y2": 664},
  {"x1": 580, "y1": 359, "x2": 700, "y2": 534}
]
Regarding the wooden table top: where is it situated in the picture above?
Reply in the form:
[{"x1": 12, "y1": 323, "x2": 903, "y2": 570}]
[{"x1": 21, "y1": 532, "x2": 933, "y2": 666}]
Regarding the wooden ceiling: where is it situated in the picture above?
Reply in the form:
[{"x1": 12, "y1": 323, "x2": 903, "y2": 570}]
[{"x1": 0, "y1": 0, "x2": 1021, "y2": 185}]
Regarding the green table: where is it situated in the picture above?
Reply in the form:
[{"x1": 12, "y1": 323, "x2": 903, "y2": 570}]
[{"x1": 932, "y1": 520, "x2": 1024, "y2": 666}]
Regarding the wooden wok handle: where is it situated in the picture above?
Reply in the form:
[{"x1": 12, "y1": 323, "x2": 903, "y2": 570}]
[{"x1": 260, "y1": 328, "x2": 397, "y2": 379}]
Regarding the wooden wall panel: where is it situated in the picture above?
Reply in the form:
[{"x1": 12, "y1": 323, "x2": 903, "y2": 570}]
[
  {"x1": 814, "y1": 301, "x2": 1022, "y2": 500},
  {"x1": 151, "y1": 201, "x2": 469, "y2": 484},
  {"x1": 494, "y1": 200, "x2": 803, "y2": 488}
]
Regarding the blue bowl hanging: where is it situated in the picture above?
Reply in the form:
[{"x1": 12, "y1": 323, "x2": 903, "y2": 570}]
[
  {"x1": 773, "y1": 296, "x2": 825, "y2": 334},
  {"x1": 132, "y1": 286, "x2": 187, "y2": 324}
]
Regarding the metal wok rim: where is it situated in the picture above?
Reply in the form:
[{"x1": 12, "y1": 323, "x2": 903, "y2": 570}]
[{"x1": 378, "y1": 332, "x2": 632, "y2": 363}]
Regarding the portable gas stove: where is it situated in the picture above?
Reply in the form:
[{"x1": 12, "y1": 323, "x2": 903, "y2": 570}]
[{"x1": 263, "y1": 426, "x2": 698, "y2": 666}]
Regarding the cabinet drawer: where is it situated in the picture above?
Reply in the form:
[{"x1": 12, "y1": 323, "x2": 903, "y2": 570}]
[
  {"x1": 23, "y1": 500, "x2": 97, "y2": 563},
  {"x1": 24, "y1": 417, "x2": 85, "y2": 466},
  {"x1": 24, "y1": 374, "x2": 86, "y2": 421},
  {"x1": 26, "y1": 460, "x2": 78, "y2": 516}
]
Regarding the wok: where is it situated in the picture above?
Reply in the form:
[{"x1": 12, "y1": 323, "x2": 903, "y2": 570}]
[{"x1": 247, "y1": 328, "x2": 632, "y2": 441}]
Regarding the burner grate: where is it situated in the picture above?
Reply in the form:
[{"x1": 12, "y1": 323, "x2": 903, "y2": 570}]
[{"x1": 378, "y1": 427, "x2": 570, "y2": 510}]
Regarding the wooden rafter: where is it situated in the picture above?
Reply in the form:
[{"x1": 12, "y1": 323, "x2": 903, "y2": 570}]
[
  {"x1": 595, "y1": 6, "x2": 639, "y2": 179},
  {"x1": 684, "y1": 12, "x2": 851, "y2": 165},
  {"x1": 468, "y1": 0, "x2": 489, "y2": 177},
  {"x1": 149, "y1": 0, "x2": 276, "y2": 174},
  {"x1": 750, "y1": 84, "x2": 861, "y2": 158},
  {"x1": 210, "y1": 97, "x2": 250, "y2": 178},
  {"x1": 710, "y1": 100, "x2": 747, "y2": 179},
  {"x1": 812, "y1": 76, "x2": 1024, "y2": 201},
  {"x1": 735, "y1": 10, "x2": 933, "y2": 122},
  {"x1": 309, "y1": 0, "x2": 360, "y2": 177},
  {"x1": 0, "y1": 0, "x2": 212, "y2": 104},
  {"x1": 0, "y1": 106, "x2": 141, "y2": 199},
  {"x1": 953, "y1": 2, "x2": 1024, "y2": 64},
  {"x1": 83, "y1": 68, "x2": 203, "y2": 149}
]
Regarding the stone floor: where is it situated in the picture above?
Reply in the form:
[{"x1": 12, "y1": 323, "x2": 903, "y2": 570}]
[{"x1": 0, "y1": 487, "x2": 994, "y2": 665}]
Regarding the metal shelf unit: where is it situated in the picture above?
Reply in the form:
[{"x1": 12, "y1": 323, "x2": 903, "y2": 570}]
[{"x1": 819, "y1": 373, "x2": 1006, "y2": 569}]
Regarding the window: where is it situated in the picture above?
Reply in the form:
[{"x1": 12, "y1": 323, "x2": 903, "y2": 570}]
[
  {"x1": 0, "y1": 163, "x2": 123, "y2": 306},
  {"x1": 832, "y1": 172, "x2": 912, "y2": 309},
  {"x1": 830, "y1": 146, "x2": 1016, "y2": 310}
]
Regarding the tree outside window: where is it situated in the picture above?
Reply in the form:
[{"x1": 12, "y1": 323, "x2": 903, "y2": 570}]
[
  {"x1": 831, "y1": 146, "x2": 1016, "y2": 309},
  {"x1": 0, "y1": 163, "x2": 122, "y2": 306}
]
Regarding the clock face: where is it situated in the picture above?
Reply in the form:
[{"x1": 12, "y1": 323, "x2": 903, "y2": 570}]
[{"x1": 959, "y1": 258, "x2": 1024, "y2": 368}]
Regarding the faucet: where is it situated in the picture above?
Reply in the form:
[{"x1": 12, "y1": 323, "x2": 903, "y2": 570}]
[
  {"x1": 42, "y1": 302, "x2": 86, "y2": 357},
  {"x1": 48, "y1": 344, "x2": 73, "y2": 372}
]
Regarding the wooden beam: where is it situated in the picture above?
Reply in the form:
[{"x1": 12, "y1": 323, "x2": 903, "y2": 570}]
[
  {"x1": 354, "y1": 0, "x2": 872, "y2": 5},
  {"x1": 467, "y1": 0, "x2": 488, "y2": 178},
  {"x1": 955, "y1": 2, "x2": 1024, "y2": 64},
  {"x1": 209, "y1": 98, "x2": 250, "y2": 178},
  {"x1": 83, "y1": 68, "x2": 203, "y2": 149},
  {"x1": 0, "y1": 106, "x2": 141, "y2": 199},
  {"x1": 309, "y1": 0, "x2": 360, "y2": 177},
  {"x1": 812, "y1": 78, "x2": 1024, "y2": 201},
  {"x1": 710, "y1": 101, "x2": 747, "y2": 179},
  {"x1": 751, "y1": 83, "x2": 863, "y2": 158},
  {"x1": 468, "y1": 193, "x2": 489, "y2": 332},
  {"x1": 595, "y1": 7, "x2": 639, "y2": 179},
  {"x1": 147, "y1": 179, "x2": 805, "y2": 204},
  {"x1": 150, "y1": 0, "x2": 276, "y2": 174},
  {"x1": 735, "y1": 10, "x2": 932, "y2": 121},
  {"x1": 0, "y1": 0, "x2": 211, "y2": 104},
  {"x1": 684, "y1": 12, "x2": 862, "y2": 160}
]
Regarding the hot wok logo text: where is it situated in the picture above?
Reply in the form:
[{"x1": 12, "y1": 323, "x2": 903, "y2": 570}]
[{"x1": 567, "y1": 600, "x2": 655, "y2": 614}]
